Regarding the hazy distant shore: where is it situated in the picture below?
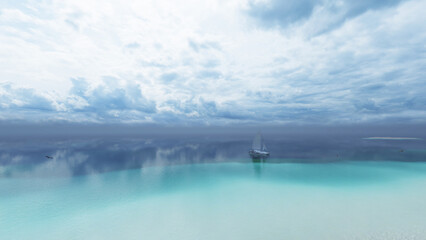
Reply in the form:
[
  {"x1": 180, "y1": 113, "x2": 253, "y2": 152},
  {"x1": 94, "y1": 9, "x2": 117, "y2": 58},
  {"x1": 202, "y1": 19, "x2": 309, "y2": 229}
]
[{"x1": 363, "y1": 137, "x2": 422, "y2": 140}]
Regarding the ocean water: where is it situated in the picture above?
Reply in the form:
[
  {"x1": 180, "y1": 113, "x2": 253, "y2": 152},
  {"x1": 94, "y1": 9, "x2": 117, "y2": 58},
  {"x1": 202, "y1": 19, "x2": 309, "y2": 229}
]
[{"x1": 1, "y1": 133, "x2": 426, "y2": 239}]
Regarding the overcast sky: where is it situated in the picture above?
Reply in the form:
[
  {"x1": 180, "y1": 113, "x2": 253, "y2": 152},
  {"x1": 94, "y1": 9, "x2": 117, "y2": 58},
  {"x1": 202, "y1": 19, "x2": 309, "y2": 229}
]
[{"x1": 1, "y1": 0, "x2": 425, "y2": 125}]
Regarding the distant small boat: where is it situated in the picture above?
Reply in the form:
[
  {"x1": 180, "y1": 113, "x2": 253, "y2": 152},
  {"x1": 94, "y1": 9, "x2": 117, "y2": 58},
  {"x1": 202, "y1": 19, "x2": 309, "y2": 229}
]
[
  {"x1": 249, "y1": 132, "x2": 270, "y2": 159},
  {"x1": 45, "y1": 155, "x2": 53, "y2": 159}
]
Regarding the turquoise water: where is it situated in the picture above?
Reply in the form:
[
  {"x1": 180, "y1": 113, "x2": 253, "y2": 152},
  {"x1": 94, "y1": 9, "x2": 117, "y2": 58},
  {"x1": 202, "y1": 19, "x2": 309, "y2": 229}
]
[{"x1": 1, "y1": 161, "x2": 426, "y2": 240}]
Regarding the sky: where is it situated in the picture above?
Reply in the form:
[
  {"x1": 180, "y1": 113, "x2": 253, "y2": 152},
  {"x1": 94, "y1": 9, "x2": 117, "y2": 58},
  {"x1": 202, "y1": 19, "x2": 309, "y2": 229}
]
[{"x1": 0, "y1": 0, "x2": 425, "y2": 126}]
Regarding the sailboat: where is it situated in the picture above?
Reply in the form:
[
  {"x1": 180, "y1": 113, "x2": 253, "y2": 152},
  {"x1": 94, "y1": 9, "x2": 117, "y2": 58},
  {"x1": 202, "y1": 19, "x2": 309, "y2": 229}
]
[{"x1": 249, "y1": 132, "x2": 270, "y2": 159}]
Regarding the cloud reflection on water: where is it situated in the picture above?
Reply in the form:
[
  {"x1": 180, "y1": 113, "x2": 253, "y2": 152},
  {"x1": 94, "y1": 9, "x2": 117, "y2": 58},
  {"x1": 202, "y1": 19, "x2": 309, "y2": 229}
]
[{"x1": 0, "y1": 134, "x2": 425, "y2": 178}]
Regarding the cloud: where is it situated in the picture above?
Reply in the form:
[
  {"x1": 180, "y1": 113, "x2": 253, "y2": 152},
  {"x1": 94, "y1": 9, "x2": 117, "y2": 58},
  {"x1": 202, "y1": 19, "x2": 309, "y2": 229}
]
[
  {"x1": 160, "y1": 72, "x2": 180, "y2": 83},
  {"x1": 67, "y1": 77, "x2": 157, "y2": 119},
  {"x1": 0, "y1": 77, "x2": 156, "y2": 122},
  {"x1": 0, "y1": 83, "x2": 57, "y2": 112},
  {"x1": 197, "y1": 70, "x2": 222, "y2": 79},
  {"x1": 64, "y1": 19, "x2": 79, "y2": 31},
  {"x1": 0, "y1": 0, "x2": 425, "y2": 125},
  {"x1": 247, "y1": 0, "x2": 316, "y2": 28},
  {"x1": 353, "y1": 99, "x2": 380, "y2": 113},
  {"x1": 156, "y1": 97, "x2": 255, "y2": 124},
  {"x1": 125, "y1": 42, "x2": 140, "y2": 49},
  {"x1": 247, "y1": 0, "x2": 407, "y2": 34},
  {"x1": 188, "y1": 39, "x2": 221, "y2": 52}
]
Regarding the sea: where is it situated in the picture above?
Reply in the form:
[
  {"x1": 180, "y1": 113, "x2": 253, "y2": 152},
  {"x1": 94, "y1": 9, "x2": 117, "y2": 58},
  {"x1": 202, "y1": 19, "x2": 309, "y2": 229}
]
[{"x1": 1, "y1": 129, "x2": 426, "y2": 239}]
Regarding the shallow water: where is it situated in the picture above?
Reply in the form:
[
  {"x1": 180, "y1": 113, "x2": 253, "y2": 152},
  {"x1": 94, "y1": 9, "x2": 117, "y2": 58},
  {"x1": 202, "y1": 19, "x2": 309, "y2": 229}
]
[{"x1": 1, "y1": 134, "x2": 426, "y2": 239}]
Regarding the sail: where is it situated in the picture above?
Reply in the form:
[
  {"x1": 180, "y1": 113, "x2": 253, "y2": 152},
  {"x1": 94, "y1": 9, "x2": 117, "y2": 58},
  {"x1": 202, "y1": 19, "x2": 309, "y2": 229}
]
[
  {"x1": 262, "y1": 143, "x2": 267, "y2": 151},
  {"x1": 252, "y1": 132, "x2": 263, "y2": 150}
]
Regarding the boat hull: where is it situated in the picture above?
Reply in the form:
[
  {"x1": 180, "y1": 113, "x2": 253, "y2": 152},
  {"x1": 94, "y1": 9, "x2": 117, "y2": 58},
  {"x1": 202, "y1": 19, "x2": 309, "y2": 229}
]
[{"x1": 249, "y1": 149, "x2": 270, "y2": 159}]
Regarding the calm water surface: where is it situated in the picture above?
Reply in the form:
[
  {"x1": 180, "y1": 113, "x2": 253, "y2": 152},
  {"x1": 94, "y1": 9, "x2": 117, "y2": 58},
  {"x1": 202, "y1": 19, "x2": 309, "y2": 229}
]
[{"x1": 1, "y1": 133, "x2": 426, "y2": 239}]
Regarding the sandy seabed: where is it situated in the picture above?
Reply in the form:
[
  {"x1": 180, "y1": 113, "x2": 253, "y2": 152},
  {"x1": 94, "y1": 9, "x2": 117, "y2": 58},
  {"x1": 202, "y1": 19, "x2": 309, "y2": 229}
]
[{"x1": 1, "y1": 161, "x2": 426, "y2": 240}]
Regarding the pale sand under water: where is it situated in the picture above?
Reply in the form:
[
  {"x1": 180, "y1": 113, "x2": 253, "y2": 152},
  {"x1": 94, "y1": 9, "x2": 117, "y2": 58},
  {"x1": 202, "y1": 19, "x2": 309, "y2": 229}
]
[{"x1": 1, "y1": 161, "x2": 426, "y2": 240}]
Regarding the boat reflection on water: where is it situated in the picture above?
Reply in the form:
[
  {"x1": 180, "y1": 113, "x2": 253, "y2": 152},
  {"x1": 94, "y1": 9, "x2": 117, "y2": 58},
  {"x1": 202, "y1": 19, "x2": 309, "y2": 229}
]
[
  {"x1": 252, "y1": 161, "x2": 265, "y2": 178},
  {"x1": 249, "y1": 132, "x2": 268, "y2": 177},
  {"x1": 2, "y1": 132, "x2": 426, "y2": 179},
  {"x1": 249, "y1": 132, "x2": 270, "y2": 162}
]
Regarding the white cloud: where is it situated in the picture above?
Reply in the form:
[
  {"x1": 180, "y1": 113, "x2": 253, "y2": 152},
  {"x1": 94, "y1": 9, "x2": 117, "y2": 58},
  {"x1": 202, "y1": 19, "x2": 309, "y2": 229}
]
[{"x1": 0, "y1": 0, "x2": 425, "y2": 125}]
